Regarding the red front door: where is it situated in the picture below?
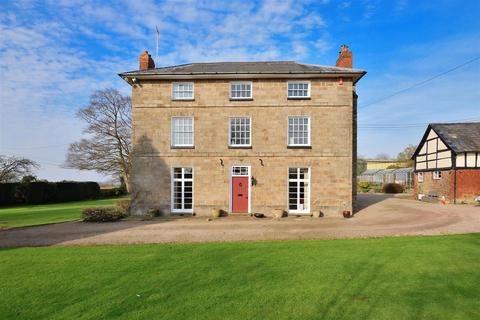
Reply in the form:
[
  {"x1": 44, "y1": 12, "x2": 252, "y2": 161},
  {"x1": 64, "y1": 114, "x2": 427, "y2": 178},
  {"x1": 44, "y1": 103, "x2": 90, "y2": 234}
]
[{"x1": 232, "y1": 176, "x2": 249, "y2": 213}]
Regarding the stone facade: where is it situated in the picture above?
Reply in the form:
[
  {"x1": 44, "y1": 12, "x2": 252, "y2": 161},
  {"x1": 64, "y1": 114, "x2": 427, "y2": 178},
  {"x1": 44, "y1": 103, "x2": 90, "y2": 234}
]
[{"x1": 130, "y1": 78, "x2": 357, "y2": 217}]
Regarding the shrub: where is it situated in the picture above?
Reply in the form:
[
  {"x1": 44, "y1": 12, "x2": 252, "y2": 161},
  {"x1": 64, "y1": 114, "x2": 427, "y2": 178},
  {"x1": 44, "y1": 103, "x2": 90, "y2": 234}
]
[
  {"x1": 82, "y1": 207, "x2": 126, "y2": 222},
  {"x1": 147, "y1": 208, "x2": 161, "y2": 217},
  {"x1": 382, "y1": 183, "x2": 405, "y2": 194},
  {"x1": 358, "y1": 181, "x2": 371, "y2": 192},
  {"x1": 116, "y1": 199, "x2": 131, "y2": 214}
]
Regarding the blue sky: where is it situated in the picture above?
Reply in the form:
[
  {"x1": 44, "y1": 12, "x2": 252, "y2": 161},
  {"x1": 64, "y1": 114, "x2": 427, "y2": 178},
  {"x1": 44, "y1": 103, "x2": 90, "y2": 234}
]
[{"x1": 1, "y1": 0, "x2": 479, "y2": 181}]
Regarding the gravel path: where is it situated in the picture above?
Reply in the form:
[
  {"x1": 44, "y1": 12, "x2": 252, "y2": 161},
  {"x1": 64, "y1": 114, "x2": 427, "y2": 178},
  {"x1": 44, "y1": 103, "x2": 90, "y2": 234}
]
[{"x1": 1, "y1": 194, "x2": 479, "y2": 247}]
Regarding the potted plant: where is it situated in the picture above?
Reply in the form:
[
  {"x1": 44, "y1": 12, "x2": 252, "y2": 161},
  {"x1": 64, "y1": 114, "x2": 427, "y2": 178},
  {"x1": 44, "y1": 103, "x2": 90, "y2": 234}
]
[
  {"x1": 312, "y1": 211, "x2": 323, "y2": 218},
  {"x1": 211, "y1": 208, "x2": 221, "y2": 218},
  {"x1": 273, "y1": 208, "x2": 284, "y2": 219}
]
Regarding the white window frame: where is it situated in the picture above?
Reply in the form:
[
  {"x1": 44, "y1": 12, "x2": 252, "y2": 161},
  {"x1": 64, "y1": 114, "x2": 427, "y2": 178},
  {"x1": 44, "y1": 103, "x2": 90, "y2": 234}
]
[
  {"x1": 229, "y1": 117, "x2": 252, "y2": 147},
  {"x1": 417, "y1": 172, "x2": 424, "y2": 183},
  {"x1": 171, "y1": 116, "x2": 194, "y2": 147},
  {"x1": 172, "y1": 82, "x2": 194, "y2": 100},
  {"x1": 288, "y1": 167, "x2": 311, "y2": 215},
  {"x1": 287, "y1": 116, "x2": 311, "y2": 147},
  {"x1": 229, "y1": 165, "x2": 252, "y2": 214},
  {"x1": 230, "y1": 81, "x2": 253, "y2": 100},
  {"x1": 171, "y1": 167, "x2": 194, "y2": 213},
  {"x1": 287, "y1": 81, "x2": 311, "y2": 99},
  {"x1": 433, "y1": 170, "x2": 442, "y2": 180}
]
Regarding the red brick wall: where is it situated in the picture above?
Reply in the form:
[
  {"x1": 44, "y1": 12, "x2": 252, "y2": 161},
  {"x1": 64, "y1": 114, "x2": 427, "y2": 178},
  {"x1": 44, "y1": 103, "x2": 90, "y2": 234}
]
[{"x1": 452, "y1": 169, "x2": 480, "y2": 203}]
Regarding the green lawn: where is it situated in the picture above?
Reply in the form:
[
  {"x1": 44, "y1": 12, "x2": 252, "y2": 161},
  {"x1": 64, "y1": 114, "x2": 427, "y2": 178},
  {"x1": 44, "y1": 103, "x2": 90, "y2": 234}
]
[
  {"x1": 0, "y1": 198, "x2": 123, "y2": 229},
  {"x1": 0, "y1": 234, "x2": 479, "y2": 319}
]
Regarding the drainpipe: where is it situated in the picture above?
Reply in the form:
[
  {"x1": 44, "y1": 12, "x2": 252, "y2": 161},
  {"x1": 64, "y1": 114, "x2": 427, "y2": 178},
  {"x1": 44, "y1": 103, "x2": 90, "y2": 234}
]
[{"x1": 453, "y1": 156, "x2": 457, "y2": 204}]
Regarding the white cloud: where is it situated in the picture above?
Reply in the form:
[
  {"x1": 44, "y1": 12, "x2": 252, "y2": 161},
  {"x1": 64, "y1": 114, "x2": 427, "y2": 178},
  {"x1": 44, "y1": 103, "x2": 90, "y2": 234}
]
[
  {"x1": 0, "y1": 0, "x2": 333, "y2": 181},
  {"x1": 314, "y1": 37, "x2": 333, "y2": 54}
]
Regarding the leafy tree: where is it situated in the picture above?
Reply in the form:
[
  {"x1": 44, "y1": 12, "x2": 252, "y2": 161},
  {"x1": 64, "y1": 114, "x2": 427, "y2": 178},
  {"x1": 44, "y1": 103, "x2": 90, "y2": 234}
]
[
  {"x1": 65, "y1": 89, "x2": 132, "y2": 191},
  {"x1": 396, "y1": 144, "x2": 417, "y2": 166},
  {"x1": 357, "y1": 157, "x2": 367, "y2": 174},
  {"x1": 0, "y1": 155, "x2": 38, "y2": 182}
]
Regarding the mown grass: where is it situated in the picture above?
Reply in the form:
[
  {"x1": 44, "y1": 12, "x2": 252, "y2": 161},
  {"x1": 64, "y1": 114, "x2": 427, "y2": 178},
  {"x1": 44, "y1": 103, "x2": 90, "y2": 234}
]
[
  {"x1": 0, "y1": 198, "x2": 125, "y2": 228},
  {"x1": 0, "y1": 234, "x2": 479, "y2": 319}
]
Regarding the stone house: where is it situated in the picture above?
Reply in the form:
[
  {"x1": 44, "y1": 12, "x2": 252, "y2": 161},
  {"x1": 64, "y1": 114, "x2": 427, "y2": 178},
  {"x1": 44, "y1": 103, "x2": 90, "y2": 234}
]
[
  {"x1": 119, "y1": 45, "x2": 366, "y2": 216},
  {"x1": 412, "y1": 123, "x2": 480, "y2": 203}
]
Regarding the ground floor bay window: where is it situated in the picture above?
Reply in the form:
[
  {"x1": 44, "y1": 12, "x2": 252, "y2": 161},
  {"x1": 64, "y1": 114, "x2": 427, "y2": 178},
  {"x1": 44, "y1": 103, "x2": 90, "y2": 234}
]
[
  {"x1": 288, "y1": 167, "x2": 310, "y2": 214},
  {"x1": 172, "y1": 167, "x2": 193, "y2": 213}
]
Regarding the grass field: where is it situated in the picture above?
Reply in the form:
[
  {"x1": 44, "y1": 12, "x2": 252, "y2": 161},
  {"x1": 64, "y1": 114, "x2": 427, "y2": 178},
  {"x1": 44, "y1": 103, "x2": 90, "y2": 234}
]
[
  {"x1": 0, "y1": 234, "x2": 479, "y2": 319},
  {"x1": 0, "y1": 198, "x2": 124, "y2": 229}
]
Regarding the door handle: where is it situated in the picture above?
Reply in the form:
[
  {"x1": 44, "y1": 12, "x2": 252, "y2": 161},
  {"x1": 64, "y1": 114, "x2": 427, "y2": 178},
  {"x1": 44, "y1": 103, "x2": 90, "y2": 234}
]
[{"x1": 238, "y1": 194, "x2": 243, "y2": 196}]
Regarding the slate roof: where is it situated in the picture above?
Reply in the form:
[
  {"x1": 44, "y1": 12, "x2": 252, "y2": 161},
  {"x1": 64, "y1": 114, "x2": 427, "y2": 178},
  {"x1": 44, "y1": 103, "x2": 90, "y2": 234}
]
[
  {"x1": 430, "y1": 123, "x2": 480, "y2": 153},
  {"x1": 119, "y1": 61, "x2": 366, "y2": 82}
]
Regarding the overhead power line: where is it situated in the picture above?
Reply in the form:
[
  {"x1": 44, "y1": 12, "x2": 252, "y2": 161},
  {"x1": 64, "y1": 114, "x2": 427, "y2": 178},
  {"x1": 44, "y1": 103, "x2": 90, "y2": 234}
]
[
  {"x1": 358, "y1": 115, "x2": 480, "y2": 129},
  {"x1": 359, "y1": 56, "x2": 480, "y2": 110}
]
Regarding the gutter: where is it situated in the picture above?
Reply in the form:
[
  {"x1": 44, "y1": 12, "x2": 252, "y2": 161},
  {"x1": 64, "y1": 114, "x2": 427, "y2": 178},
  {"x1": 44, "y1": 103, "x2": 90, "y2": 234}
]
[{"x1": 118, "y1": 71, "x2": 367, "y2": 85}]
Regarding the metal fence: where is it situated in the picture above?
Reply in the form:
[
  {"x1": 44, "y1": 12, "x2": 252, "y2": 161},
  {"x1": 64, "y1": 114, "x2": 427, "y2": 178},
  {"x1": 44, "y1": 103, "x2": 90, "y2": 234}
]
[{"x1": 357, "y1": 167, "x2": 414, "y2": 189}]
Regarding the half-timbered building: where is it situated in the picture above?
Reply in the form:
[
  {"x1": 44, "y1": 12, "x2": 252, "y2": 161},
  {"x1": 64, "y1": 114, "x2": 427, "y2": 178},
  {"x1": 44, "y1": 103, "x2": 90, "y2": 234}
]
[{"x1": 412, "y1": 122, "x2": 480, "y2": 203}]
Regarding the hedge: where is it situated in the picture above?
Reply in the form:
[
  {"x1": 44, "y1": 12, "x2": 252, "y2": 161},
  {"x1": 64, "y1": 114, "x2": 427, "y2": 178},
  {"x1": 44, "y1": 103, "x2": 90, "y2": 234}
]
[
  {"x1": 99, "y1": 186, "x2": 127, "y2": 198},
  {"x1": 0, "y1": 181, "x2": 101, "y2": 205}
]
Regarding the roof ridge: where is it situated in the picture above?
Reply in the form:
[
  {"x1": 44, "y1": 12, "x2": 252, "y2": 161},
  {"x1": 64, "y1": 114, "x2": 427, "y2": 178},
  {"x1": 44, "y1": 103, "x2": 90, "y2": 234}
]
[
  {"x1": 168, "y1": 60, "x2": 296, "y2": 65},
  {"x1": 431, "y1": 122, "x2": 480, "y2": 125}
]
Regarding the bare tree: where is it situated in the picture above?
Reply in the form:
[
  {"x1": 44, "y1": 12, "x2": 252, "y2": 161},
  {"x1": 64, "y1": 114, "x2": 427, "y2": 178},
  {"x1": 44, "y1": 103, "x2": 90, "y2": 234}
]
[
  {"x1": 0, "y1": 155, "x2": 38, "y2": 182},
  {"x1": 374, "y1": 153, "x2": 391, "y2": 160},
  {"x1": 65, "y1": 88, "x2": 132, "y2": 191}
]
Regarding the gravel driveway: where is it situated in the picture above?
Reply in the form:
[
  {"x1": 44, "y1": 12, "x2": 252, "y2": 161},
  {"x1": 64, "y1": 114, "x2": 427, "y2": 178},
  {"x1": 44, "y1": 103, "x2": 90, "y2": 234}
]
[{"x1": 1, "y1": 194, "x2": 479, "y2": 247}]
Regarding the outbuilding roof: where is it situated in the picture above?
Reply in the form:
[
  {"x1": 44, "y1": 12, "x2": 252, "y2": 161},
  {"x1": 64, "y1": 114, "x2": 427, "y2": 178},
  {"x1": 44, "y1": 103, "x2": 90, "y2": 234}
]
[
  {"x1": 412, "y1": 122, "x2": 480, "y2": 158},
  {"x1": 430, "y1": 123, "x2": 480, "y2": 153},
  {"x1": 119, "y1": 61, "x2": 366, "y2": 83}
]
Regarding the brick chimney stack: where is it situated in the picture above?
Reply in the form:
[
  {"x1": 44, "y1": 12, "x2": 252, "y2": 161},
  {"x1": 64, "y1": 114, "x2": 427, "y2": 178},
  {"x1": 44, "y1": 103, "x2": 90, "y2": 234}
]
[
  {"x1": 139, "y1": 50, "x2": 155, "y2": 70},
  {"x1": 335, "y1": 45, "x2": 352, "y2": 68}
]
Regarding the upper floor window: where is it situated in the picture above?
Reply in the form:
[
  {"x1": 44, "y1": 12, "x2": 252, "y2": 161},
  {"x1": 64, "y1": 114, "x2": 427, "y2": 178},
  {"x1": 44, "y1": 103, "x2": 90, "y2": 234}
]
[
  {"x1": 417, "y1": 172, "x2": 424, "y2": 182},
  {"x1": 288, "y1": 81, "x2": 310, "y2": 99},
  {"x1": 171, "y1": 117, "x2": 194, "y2": 147},
  {"x1": 172, "y1": 82, "x2": 194, "y2": 100},
  {"x1": 288, "y1": 116, "x2": 310, "y2": 146},
  {"x1": 230, "y1": 81, "x2": 252, "y2": 100},
  {"x1": 433, "y1": 171, "x2": 442, "y2": 180},
  {"x1": 229, "y1": 117, "x2": 251, "y2": 147}
]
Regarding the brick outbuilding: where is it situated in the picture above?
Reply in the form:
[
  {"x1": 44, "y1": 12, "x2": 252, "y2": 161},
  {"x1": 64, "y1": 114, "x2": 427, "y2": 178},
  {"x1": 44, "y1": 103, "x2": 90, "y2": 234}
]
[{"x1": 412, "y1": 123, "x2": 480, "y2": 203}]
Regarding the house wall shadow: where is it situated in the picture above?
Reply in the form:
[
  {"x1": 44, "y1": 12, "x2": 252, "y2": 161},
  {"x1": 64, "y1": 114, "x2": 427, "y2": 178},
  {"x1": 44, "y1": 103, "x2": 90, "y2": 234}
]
[
  {"x1": 354, "y1": 193, "x2": 395, "y2": 213},
  {"x1": 0, "y1": 217, "x2": 187, "y2": 248},
  {"x1": 0, "y1": 134, "x2": 174, "y2": 248},
  {"x1": 129, "y1": 134, "x2": 172, "y2": 216}
]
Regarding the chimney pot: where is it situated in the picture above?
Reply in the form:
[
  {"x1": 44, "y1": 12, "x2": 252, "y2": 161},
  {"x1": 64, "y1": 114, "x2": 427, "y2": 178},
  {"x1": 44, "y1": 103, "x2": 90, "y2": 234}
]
[
  {"x1": 139, "y1": 50, "x2": 155, "y2": 70},
  {"x1": 336, "y1": 45, "x2": 353, "y2": 68}
]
